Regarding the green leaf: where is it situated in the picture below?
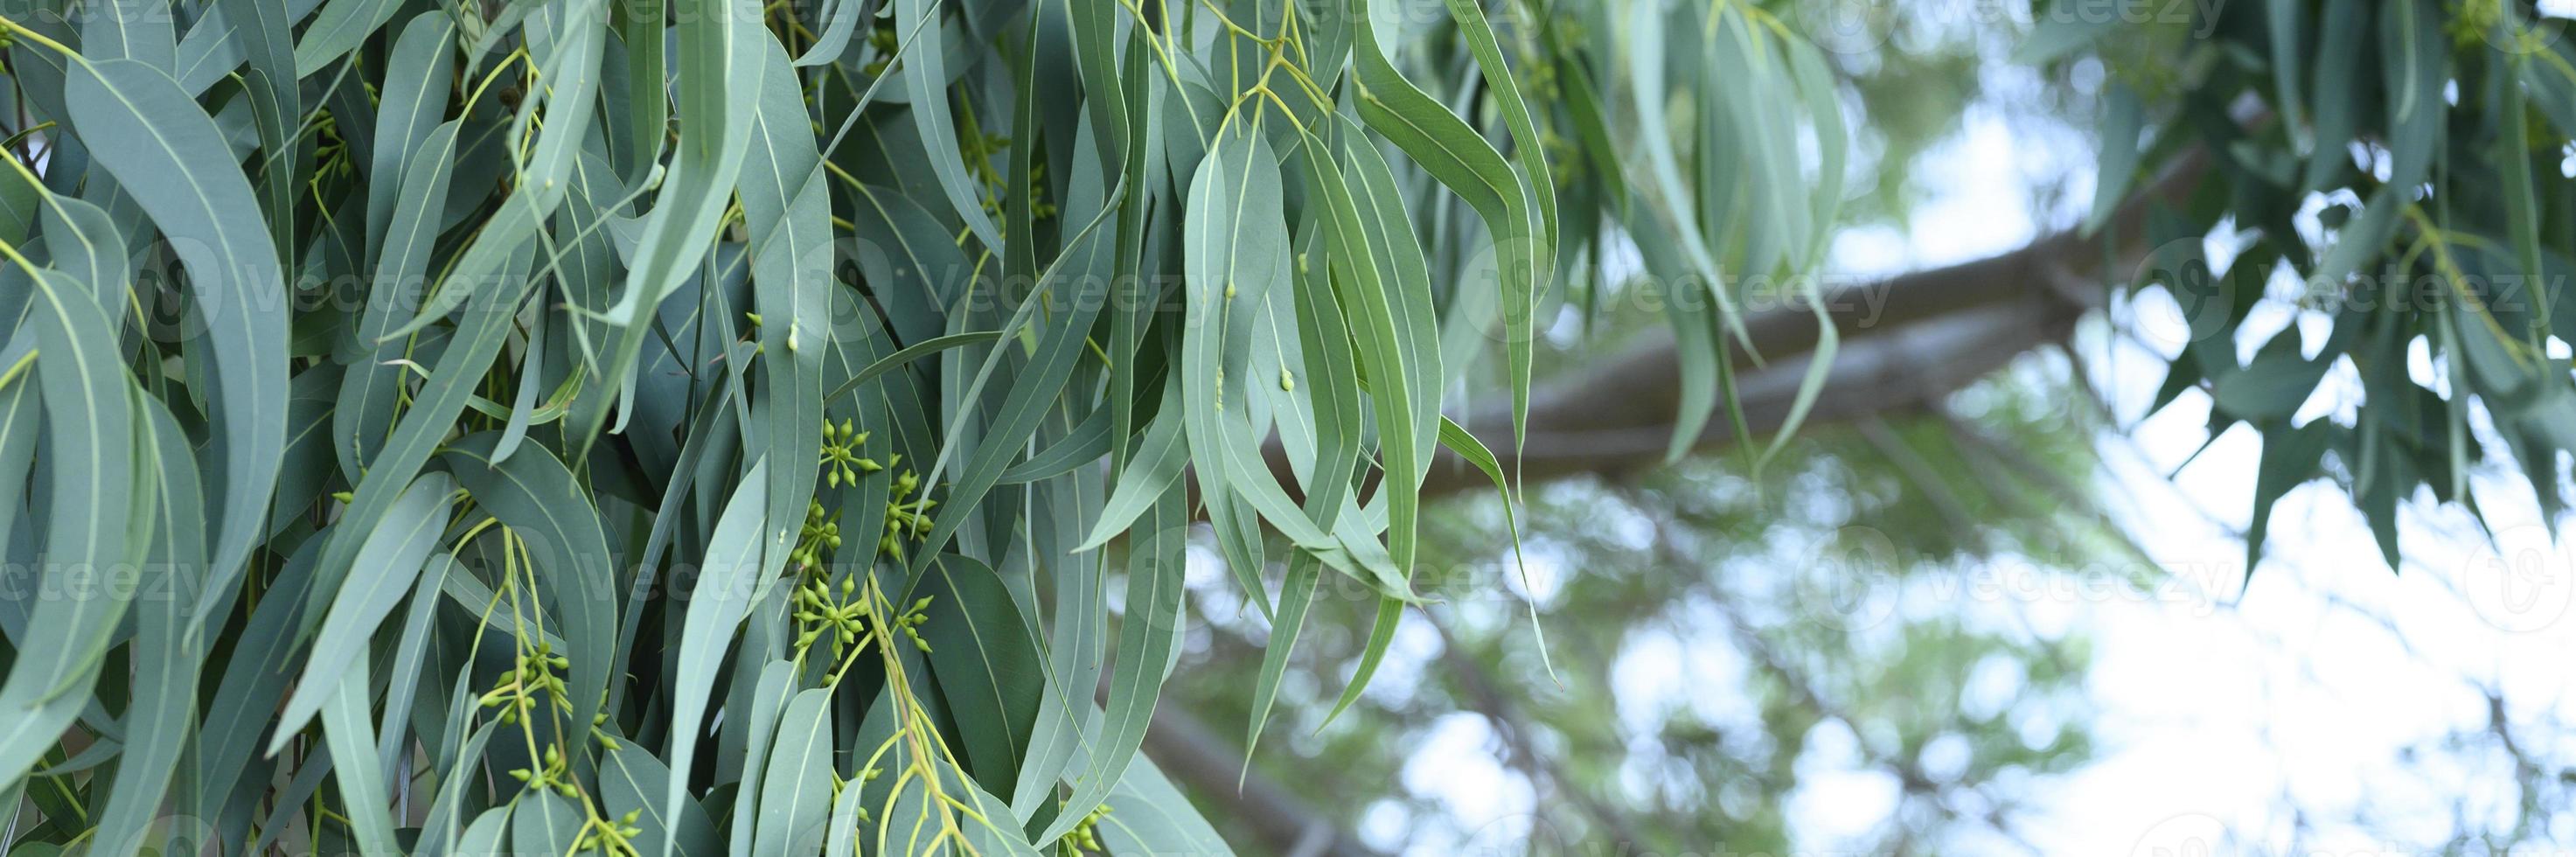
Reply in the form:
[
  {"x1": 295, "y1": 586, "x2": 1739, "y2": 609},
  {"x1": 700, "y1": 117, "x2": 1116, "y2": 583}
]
[
  {"x1": 223, "y1": 0, "x2": 299, "y2": 265},
  {"x1": 1066, "y1": 0, "x2": 1129, "y2": 169},
  {"x1": 741, "y1": 32, "x2": 833, "y2": 605},
  {"x1": 455, "y1": 806, "x2": 513, "y2": 854},
  {"x1": 416, "y1": 696, "x2": 504, "y2": 854},
  {"x1": 1301, "y1": 129, "x2": 1424, "y2": 592},
  {"x1": 1033, "y1": 485, "x2": 1186, "y2": 847},
  {"x1": 909, "y1": 182, "x2": 1132, "y2": 569},
  {"x1": 2085, "y1": 82, "x2": 2145, "y2": 235},
  {"x1": 1075, "y1": 394, "x2": 1186, "y2": 553},
  {"x1": 1243, "y1": 550, "x2": 1321, "y2": 764},
  {"x1": 1619, "y1": 2, "x2": 1754, "y2": 450},
  {"x1": 1179, "y1": 119, "x2": 1298, "y2": 578},
  {"x1": 1434, "y1": 0, "x2": 1556, "y2": 452},
  {"x1": 66, "y1": 57, "x2": 287, "y2": 618},
  {"x1": 295, "y1": 0, "x2": 404, "y2": 76},
  {"x1": 513, "y1": 788, "x2": 586, "y2": 856},
  {"x1": 578, "y1": 0, "x2": 768, "y2": 462},
  {"x1": 614, "y1": 0, "x2": 669, "y2": 184},
  {"x1": 2212, "y1": 331, "x2": 2333, "y2": 422},
  {"x1": 794, "y1": 0, "x2": 865, "y2": 66},
  {"x1": 1094, "y1": 752, "x2": 1234, "y2": 855},
  {"x1": 0, "y1": 269, "x2": 140, "y2": 793},
  {"x1": 2247, "y1": 421, "x2": 2333, "y2": 577},
  {"x1": 82, "y1": 0, "x2": 176, "y2": 73},
  {"x1": 2301, "y1": 0, "x2": 2369, "y2": 194},
  {"x1": 36, "y1": 194, "x2": 130, "y2": 324},
  {"x1": 1340, "y1": 120, "x2": 1445, "y2": 497},
  {"x1": 269, "y1": 470, "x2": 453, "y2": 754},
  {"x1": 994, "y1": 408, "x2": 1110, "y2": 485},
  {"x1": 753, "y1": 688, "x2": 837, "y2": 855},
  {"x1": 1436, "y1": 415, "x2": 1550, "y2": 662},
  {"x1": 380, "y1": 0, "x2": 608, "y2": 341},
  {"x1": 306, "y1": 235, "x2": 537, "y2": 696},
  {"x1": 842, "y1": 180, "x2": 971, "y2": 346},
  {"x1": 725, "y1": 659, "x2": 797, "y2": 854},
  {"x1": 604, "y1": 744, "x2": 723, "y2": 857},
  {"x1": 918, "y1": 554, "x2": 1043, "y2": 793},
  {"x1": 364, "y1": 14, "x2": 456, "y2": 251},
  {"x1": 372, "y1": 553, "x2": 454, "y2": 782},
  {"x1": 319, "y1": 658, "x2": 400, "y2": 855},
  {"x1": 1350, "y1": 0, "x2": 1538, "y2": 460},
  {"x1": 191, "y1": 533, "x2": 325, "y2": 819},
  {"x1": 2496, "y1": 42, "x2": 2545, "y2": 293},
  {"x1": 442, "y1": 433, "x2": 621, "y2": 756},
  {"x1": 2524, "y1": 41, "x2": 2576, "y2": 141},
  {"x1": 2266, "y1": 0, "x2": 2309, "y2": 151},
  {"x1": 1321, "y1": 596, "x2": 1403, "y2": 728},
  {"x1": 0, "y1": 362, "x2": 37, "y2": 567},
  {"x1": 334, "y1": 119, "x2": 461, "y2": 481},
  {"x1": 662, "y1": 457, "x2": 772, "y2": 857},
  {"x1": 91, "y1": 398, "x2": 205, "y2": 856},
  {"x1": 892, "y1": 0, "x2": 1003, "y2": 251}
]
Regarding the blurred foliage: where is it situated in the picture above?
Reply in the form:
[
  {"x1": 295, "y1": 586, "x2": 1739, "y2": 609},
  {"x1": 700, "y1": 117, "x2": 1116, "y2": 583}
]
[{"x1": 1169, "y1": 360, "x2": 2130, "y2": 854}]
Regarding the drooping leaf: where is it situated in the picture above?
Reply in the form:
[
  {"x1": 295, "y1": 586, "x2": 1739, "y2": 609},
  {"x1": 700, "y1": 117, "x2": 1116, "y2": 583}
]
[
  {"x1": 268, "y1": 470, "x2": 453, "y2": 752},
  {"x1": 663, "y1": 458, "x2": 772, "y2": 857},
  {"x1": 66, "y1": 57, "x2": 286, "y2": 622},
  {"x1": 0, "y1": 269, "x2": 140, "y2": 793}
]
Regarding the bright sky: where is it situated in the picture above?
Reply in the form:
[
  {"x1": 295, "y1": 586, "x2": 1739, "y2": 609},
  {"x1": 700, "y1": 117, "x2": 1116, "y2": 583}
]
[
  {"x1": 1348, "y1": 100, "x2": 2576, "y2": 857},
  {"x1": 1796, "y1": 106, "x2": 2576, "y2": 854}
]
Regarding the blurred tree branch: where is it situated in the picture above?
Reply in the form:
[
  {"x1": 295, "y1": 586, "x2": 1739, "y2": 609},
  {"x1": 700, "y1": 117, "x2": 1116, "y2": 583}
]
[
  {"x1": 1138, "y1": 702, "x2": 1385, "y2": 857},
  {"x1": 1192, "y1": 130, "x2": 2234, "y2": 857},
  {"x1": 1257, "y1": 147, "x2": 2215, "y2": 499}
]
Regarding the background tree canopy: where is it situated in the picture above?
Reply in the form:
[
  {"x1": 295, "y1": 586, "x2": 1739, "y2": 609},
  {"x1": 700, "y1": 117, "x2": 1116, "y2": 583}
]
[{"x1": 0, "y1": 0, "x2": 2566, "y2": 853}]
